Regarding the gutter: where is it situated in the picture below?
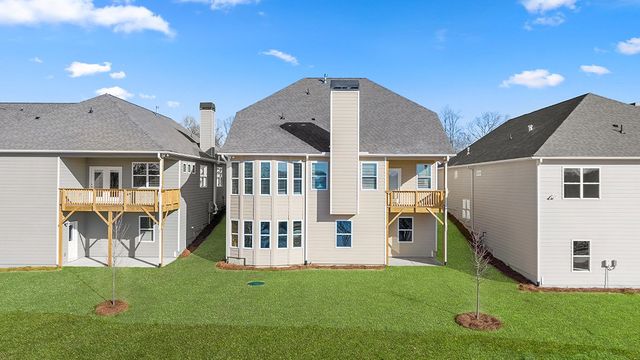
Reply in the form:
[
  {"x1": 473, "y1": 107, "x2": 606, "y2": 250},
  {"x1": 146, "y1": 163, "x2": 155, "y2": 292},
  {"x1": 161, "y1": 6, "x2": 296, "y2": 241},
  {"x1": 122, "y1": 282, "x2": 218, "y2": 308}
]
[{"x1": 0, "y1": 149, "x2": 223, "y2": 164}]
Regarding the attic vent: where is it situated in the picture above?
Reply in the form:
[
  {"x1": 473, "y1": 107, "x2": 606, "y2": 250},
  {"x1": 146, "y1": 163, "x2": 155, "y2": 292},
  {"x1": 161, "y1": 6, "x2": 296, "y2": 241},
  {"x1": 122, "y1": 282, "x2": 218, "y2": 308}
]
[
  {"x1": 528, "y1": 124, "x2": 534, "y2": 132},
  {"x1": 305, "y1": 88, "x2": 310, "y2": 95},
  {"x1": 88, "y1": 107, "x2": 93, "y2": 114},
  {"x1": 612, "y1": 124, "x2": 625, "y2": 134},
  {"x1": 279, "y1": 113, "x2": 285, "y2": 120}
]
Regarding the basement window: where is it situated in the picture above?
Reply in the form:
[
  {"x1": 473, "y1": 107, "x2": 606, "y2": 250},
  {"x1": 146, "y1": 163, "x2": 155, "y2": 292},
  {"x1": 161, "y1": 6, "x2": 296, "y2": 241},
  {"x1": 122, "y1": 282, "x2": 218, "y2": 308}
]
[
  {"x1": 293, "y1": 221, "x2": 303, "y2": 248},
  {"x1": 139, "y1": 216, "x2": 155, "y2": 243},
  {"x1": 398, "y1": 217, "x2": 413, "y2": 242},
  {"x1": 572, "y1": 240, "x2": 590, "y2": 272}
]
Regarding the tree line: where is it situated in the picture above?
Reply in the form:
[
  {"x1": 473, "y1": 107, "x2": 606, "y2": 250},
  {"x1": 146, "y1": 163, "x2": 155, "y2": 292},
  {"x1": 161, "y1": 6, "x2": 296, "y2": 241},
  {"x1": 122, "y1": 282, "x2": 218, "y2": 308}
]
[{"x1": 440, "y1": 106, "x2": 509, "y2": 153}]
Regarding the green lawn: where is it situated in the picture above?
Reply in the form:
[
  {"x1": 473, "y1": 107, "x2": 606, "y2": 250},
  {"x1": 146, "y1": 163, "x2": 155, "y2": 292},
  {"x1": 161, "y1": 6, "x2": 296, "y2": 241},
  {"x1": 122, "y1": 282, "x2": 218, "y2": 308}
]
[{"x1": 0, "y1": 219, "x2": 638, "y2": 359}]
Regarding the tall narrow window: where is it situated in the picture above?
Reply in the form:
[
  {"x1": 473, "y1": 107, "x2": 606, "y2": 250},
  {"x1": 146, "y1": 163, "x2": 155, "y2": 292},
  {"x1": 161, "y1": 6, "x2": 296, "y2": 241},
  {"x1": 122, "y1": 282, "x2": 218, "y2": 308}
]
[
  {"x1": 231, "y1": 162, "x2": 239, "y2": 195},
  {"x1": 416, "y1": 164, "x2": 432, "y2": 189},
  {"x1": 336, "y1": 220, "x2": 352, "y2": 248},
  {"x1": 361, "y1": 162, "x2": 378, "y2": 190},
  {"x1": 199, "y1": 165, "x2": 208, "y2": 188},
  {"x1": 244, "y1": 161, "x2": 254, "y2": 195},
  {"x1": 572, "y1": 240, "x2": 590, "y2": 271},
  {"x1": 293, "y1": 221, "x2": 302, "y2": 248},
  {"x1": 312, "y1": 162, "x2": 328, "y2": 190},
  {"x1": 278, "y1": 162, "x2": 288, "y2": 195},
  {"x1": 243, "y1": 221, "x2": 253, "y2": 248},
  {"x1": 230, "y1": 220, "x2": 239, "y2": 248},
  {"x1": 293, "y1": 162, "x2": 303, "y2": 195},
  {"x1": 398, "y1": 217, "x2": 413, "y2": 242},
  {"x1": 260, "y1": 221, "x2": 270, "y2": 248},
  {"x1": 139, "y1": 216, "x2": 155, "y2": 242},
  {"x1": 278, "y1": 221, "x2": 288, "y2": 248},
  {"x1": 260, "y1": 161, "x2": 271, "y2": 195},
  {"x1": 462, "y1": 199, "x2": 471, "y2": 220},
  {"x1": 216, "y1": 166, "x2": 224, "y2": 188},
  {"x1": 564, "y1": 168, "x2": 600, "y2": 199},
  {"x1": 132, "y1": 162, "x2": 160, "y2": 188}
]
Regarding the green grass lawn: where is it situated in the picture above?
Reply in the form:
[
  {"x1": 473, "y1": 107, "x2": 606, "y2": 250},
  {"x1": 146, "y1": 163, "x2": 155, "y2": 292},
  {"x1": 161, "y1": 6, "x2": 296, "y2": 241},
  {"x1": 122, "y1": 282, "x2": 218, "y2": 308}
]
[{"x1": 0, "y1": 219, "x2": 638, "y2": 359}]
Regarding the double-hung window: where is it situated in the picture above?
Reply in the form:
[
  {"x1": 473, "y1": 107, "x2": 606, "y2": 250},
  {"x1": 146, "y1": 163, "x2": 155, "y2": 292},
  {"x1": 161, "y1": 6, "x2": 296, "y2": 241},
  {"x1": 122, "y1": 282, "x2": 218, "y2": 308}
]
[
  {"x1": 416, "y1": 164, "x2": 432, "y2": 190},
  {"x1": 278, "y1": 221, "x2": 288, "y2": 248},
  {"x1": 398, "y1": 217, "x2": 413, "y2": 242},
  {"x1": 361, "y1": 162, "x2": 378, "y2": 190},
  {"x1": 260, "y1": 162, "x2": 271, "y2": 195},
  {"x1": 572, "y1": 240, "x2": 590, "y2": 271},
  {"x1": 563, "y1": 168, "x2": 600, "y2": 199},
  {"x1": 293, "y1": 221, "x2": 302, "y2": 248},
  {"x1": 462, "y1": 199, "x2": 471, "y2": 220},
  {"x1": 230, "y1": 220, "x2": 239, "y2": 248},
  {"x1": 216, "y1": 166, "x2": 224, "y2": 188},
  {"x1": 243, "y1": 221, "x2": 253, "y2": 248},
  {"x1": 293, "y1": 162, "x2": 303, "y2": 195},
  {"x1": 132, "y1": 162, "x2": 160, "y2": 188},
  {"x1": 336, "y1": 220, "x2": 352, "y2": 248},
  {"x1": 312, "y1": 162, "x2": 328, "y2": 190},
  {"x1": 231, "y1": 162, "x2": 239, "y2": 195},
  {"x1": 244, "y1": 161, "x2": 254, "y2": 195},
  {"x1": 199, "y1": 165, "x2": 208, "y2": 188},
  {"x1": 260, "y1": 221, "x2": 270, "y2": 248},
  {"x1": 139, "y1": 216, "x2": 155, "y2": 242},
  {"x1": 278, "y1": 162, "x2": 288, "y2": 195}
]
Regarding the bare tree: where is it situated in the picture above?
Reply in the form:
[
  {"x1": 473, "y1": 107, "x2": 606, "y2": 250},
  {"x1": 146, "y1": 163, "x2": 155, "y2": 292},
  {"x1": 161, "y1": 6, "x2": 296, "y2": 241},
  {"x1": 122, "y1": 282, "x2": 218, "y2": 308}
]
[
  {"x1": 467, "y1": 112, "x2": 508, "y2": 142},
  {"x1": 216, "y1": 115, "x2": 234, "y2": 147},
  {"x1": 471, "y1": 232, "x2": 491, "y2": 319},
  {"x1": 111, "y1": 216, "x2": 129, "y2": 306},
  {"x1": 181, "y1": 115, "x2": 200, "y2": 138},
  {"x1": 440, "y1": 106, "x2": 469, "y2": 152}
]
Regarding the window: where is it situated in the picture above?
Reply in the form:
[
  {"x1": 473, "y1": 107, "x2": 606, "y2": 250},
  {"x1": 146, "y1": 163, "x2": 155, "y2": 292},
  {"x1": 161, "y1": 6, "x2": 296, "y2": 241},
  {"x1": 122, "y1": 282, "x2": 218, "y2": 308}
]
[
  {"x1": 312, "y1": 162, "x2": 328, "y2": 190},
  {"x1": 132, "y1": 162, "x2": 160, "y2": 188},
  {"x1": 199, "y1": 165, "x2": 208, "y2": 188},
  {"x1": 182, "y1": 162, "x2": 195, "y2": 174},
  {"x1": 230, "y1": 220, "x2": 239, "y2": 248},
  {"x1": 243, "y1": 221, "x2": 253, "y2": 248},
  {"x1": 563, "y1": 168, "x2": 600, "y2": 199},
  {"x1": 572, "y1": 240, "x2": 590, "y2": 272},
  {"x1": 260, "y1": 162, "x2": 271, "y2": 195},
  {"x1": 139, "y1": 216, "x2": 154, "y2": 242},
  {"x1": 398, "y1": 217, "x2": 413, "y2": 242},
  {"x1": 336, "y1": 220, "x2": 352, "y2": 248},
  {"x1": 293, "y1": 221, "x2": 302, "y2": 248},
  {"x1": 260, "y1": 221, "x2": 270, "y2": 248},
  {"x1": 361, "y1": 162, "x2": 378, "y2": 190},
  {"x1": 216, "y1": 166, "x2": 224, "y2": 187},
  {"x1": 416, "y1": 164, "x2": 432, "y2": 189},
  {"x1": 462, "y1": 199, "x2": 471, "y2": 220},
  {"x1": 476, "y1": 169, "x2": 482, "y2": 177},
  {"x1": 278, "y1": 162, "x2": 288, "y2": 195},
  {"x1": 278, "y1": 221, "x2": 288, "y2": 248},
  {"x1": 231, "y1": 162, "x2": 239, "y2": 195},
  {"x1": 293, "y1": 162, "x2": 303, "y2": 195},
  {"x1": 244, "y1": 161, "x2": 254, "y2": 195}
]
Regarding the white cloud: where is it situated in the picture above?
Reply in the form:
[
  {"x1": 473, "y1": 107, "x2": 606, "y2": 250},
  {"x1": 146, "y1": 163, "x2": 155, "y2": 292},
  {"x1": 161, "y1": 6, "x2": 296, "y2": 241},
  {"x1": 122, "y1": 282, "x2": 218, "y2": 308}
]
[
  {"x1": 179, "y1": 0, "x2": 259, "y2": 11},
  {"x1": 30, "y1": 56, "x2": 43, "y2": 63},
  {"x1": 95, "y1": 86, "x2": 133, "y2": 99},
  {"x1": 532, "y1": 13, "x2": 565, "y2": 26},
  {"x1": 167, "y1": 100, "x2": 180, "y2": 108},
  {"x1": 66, "y1": 61, "x2": 111, "y2": 77},
  {"x1": 109, "y1": 71, "x2": 126, "y2": 79},
  {"x1": 500, "y1": 69, "x2": 565, "y2": 89},
  {"x1": 580, "y1": 64, "x2": 611, "y2": 75},
  {"x1": 260, "y1": 49, "x2": 299, "y2": 65},
  {"x1": 617, "y1": 37, "x2": 640, "y2": 55},
  {"x1": 139, "y1": 93, "x2": 156, "y2": 99},
  {"x1": 520, "y1": 0, "x2": 577, "y2": 13},
  {"x1": 0, "y1": 0, "x2": 173, "y2": 36}
]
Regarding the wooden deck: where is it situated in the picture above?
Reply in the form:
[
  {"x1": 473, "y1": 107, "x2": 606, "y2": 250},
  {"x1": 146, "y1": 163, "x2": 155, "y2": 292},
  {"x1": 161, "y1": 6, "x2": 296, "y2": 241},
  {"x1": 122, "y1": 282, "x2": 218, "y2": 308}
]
[
  {"x1": 386, "y1": 190, "x2": 444, "y2": 214},
  {"x1": 60, "y1": 188, "x2": 180, "y2": 213}
]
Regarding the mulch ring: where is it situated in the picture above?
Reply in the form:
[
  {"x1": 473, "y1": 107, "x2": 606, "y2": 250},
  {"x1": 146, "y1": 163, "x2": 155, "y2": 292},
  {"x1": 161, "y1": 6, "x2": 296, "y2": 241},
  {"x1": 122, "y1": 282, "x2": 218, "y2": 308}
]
[
  {"x1": 519, "y1": 283, "x2": 640, "y2": 294},
  {"x1": 95, "y1": 300, "x2": 129, "y2": 316},
  {"x1": 455, "y1": 312, "x2": 503, "y2": 331},
  {"x1": 216, "y1": 261, "x2": 385, "y2": 271}
]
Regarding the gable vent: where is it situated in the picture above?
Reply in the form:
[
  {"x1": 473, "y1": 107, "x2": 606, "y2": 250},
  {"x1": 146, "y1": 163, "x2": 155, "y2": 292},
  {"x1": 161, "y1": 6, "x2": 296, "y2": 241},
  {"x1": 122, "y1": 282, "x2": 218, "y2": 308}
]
[{"x1": 330, "y1": 79, "x2": 359, "y2": 91}]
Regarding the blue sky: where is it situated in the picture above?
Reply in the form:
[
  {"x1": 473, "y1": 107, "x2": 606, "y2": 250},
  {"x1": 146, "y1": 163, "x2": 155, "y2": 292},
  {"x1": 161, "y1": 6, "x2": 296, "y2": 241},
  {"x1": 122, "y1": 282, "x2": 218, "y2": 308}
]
[{"x1": 0, "y1": 0, "x2": 639, "y2": 125}]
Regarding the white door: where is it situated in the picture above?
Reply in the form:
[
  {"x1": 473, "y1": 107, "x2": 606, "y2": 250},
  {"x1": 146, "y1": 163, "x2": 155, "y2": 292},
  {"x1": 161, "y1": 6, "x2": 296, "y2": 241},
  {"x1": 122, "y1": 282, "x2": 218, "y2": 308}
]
[
  {"x1": 67, "y1": 221, "x2": 79, "y2": 261},
  {"x1": 89, "y1": 167, "x2": 122, "y2": 189},
  {"x1": 389, "y1": 168, "x2": 402, "y2": 191}
]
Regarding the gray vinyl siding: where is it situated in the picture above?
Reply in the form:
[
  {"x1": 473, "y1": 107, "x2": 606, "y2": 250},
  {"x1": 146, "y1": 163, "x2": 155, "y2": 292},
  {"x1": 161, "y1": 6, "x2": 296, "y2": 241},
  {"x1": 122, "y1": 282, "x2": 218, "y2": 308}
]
[
  {"x1": 178, "y1": 159, "x2": 215, "y2": 248},
  {"x1": 0, "y1": 155, "x2": 58, "y2": 266},
  {"x1": 539, "y1": 159, "x2": 640, "y2": 287},
  {"x1": 443, "y1": 167, "x2": 473, "y2": 229},
  {"x1": 330, "y1": 90, "x2": 359, "y2": 215}
]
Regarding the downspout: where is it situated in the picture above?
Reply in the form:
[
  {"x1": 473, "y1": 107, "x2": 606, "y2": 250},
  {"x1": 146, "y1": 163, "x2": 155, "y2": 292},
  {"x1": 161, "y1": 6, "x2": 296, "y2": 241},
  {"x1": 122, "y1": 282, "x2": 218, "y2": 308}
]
[
  {"x1": 304, "y1": 154, "x2": 309, "y2": 264},
  {"x1": 536, "y1": 158, "x2": 543, "y2": 286},
  {"x1": 444, "y1": 156, "x2": 449, "y2": 266},
  {"x1": 157, "y1": 152, "x2": 164, "y2": 267}
]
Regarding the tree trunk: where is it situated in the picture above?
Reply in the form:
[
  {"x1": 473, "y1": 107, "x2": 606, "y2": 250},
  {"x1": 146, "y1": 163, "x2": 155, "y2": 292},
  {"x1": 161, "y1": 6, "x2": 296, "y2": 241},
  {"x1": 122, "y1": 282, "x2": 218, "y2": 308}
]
[{"x1": 475, "y1": 276, "x2": 480, "y2": 319}]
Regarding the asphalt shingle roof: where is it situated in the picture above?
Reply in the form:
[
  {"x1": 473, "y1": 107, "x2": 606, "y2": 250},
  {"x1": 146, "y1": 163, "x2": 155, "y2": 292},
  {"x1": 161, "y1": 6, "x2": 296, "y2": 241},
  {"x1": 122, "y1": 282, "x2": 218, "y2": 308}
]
[
  {"x1": 449, "y1": 93, "x2": 640, "y2": 166},
  {"x1": 0, "y1": 94, "x2": 208, "y2": 158},
  {"x1": 221, "y1": 78, "x2": 455, "y2": 155}
]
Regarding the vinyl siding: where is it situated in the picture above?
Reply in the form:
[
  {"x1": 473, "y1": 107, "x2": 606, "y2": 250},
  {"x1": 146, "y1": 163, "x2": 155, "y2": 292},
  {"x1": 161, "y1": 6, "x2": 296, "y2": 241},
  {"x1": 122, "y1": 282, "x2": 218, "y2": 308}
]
[
  {"x1": 443, "y1": 167, "x2": 473, "y2": 229},
  {"x1": 330, "y1": 91, "x2": 359, "y2": 214},
  {"x1": 178, "y1": 159, "x2": 214, "y2": 248},
  {"x1": 539, "y1": 159, "x2": 640, "y2": 287}
]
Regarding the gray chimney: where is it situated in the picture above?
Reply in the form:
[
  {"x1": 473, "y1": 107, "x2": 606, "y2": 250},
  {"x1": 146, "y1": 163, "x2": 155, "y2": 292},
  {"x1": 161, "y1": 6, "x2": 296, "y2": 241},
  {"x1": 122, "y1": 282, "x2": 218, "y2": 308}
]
[{"x1": 200, "y1": 102, "x2": 216, "y2": 156}]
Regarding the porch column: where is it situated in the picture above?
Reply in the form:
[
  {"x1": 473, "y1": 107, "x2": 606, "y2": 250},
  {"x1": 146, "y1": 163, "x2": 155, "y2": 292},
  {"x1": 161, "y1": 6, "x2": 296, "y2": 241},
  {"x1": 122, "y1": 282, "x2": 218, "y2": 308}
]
[{"x1": 444, "y1": 158, "x2": 449, "y2": 266}]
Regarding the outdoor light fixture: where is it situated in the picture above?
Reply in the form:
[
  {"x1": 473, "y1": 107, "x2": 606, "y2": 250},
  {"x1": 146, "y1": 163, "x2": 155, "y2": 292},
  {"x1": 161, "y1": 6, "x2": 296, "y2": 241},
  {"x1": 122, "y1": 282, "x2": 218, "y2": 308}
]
[{"x1": 601, "y1": 260, "x2": 618, "y2": 288}]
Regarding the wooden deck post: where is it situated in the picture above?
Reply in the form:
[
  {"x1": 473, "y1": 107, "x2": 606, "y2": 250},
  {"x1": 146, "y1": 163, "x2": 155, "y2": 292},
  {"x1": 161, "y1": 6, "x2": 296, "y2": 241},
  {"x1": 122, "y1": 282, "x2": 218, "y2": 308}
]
[
  {"x1": 158, "y1": 155, "x2": 165, "y2": 268},
  {"x1": 444, "y1": 158, "x2": 449, "y2": 266},
  {"x1": 58, "y1": 194, "x2": 63, "y2": 268},
  {"x1": 385, "y1": 158, "x2": 389, "y2": 265},
  {"x1": 107, "y1": 211, "x2": 113, "y2": 267}
]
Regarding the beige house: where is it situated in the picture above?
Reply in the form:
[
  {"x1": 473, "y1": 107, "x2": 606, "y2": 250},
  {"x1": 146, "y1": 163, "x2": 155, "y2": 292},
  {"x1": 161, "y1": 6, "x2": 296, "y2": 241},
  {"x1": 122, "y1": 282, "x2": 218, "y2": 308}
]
[
  {"x1": 220, "y1": 78, "x2": 455, "y2": 266},
  {"x1": 442, "y1": 94, "x2": 640, "y2": 288}
]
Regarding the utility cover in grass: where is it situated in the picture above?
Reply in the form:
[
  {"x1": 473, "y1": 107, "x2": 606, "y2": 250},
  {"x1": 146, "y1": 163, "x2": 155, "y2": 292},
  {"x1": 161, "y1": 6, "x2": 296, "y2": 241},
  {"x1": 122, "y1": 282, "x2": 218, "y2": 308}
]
[{"x1": 247, "y1": 281, "x2": 265, "y2": 286}]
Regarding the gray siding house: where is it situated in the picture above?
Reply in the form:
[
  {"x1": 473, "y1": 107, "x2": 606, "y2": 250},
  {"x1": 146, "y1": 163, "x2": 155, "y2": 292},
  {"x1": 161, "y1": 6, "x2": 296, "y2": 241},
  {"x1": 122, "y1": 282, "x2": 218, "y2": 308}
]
[
  {"x1": 0, "y1": 95, "x2": 225, "y2": 267},
  {"x1": 220, "y1": 78, "x2": 455, "y2": 267},
  {"x1": 443, "y1": 94, "x2": 640, "y2": 288}
]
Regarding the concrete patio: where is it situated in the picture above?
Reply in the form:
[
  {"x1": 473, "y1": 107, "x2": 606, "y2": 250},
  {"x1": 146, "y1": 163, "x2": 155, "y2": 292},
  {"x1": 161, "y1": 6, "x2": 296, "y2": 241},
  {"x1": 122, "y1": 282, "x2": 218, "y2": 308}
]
[
  {"x1": 388, "y1": 257, "x2": 441, "y2": 266},
  {"x1": 66, "y1": 256, "x2": 177, "y2": 268}
]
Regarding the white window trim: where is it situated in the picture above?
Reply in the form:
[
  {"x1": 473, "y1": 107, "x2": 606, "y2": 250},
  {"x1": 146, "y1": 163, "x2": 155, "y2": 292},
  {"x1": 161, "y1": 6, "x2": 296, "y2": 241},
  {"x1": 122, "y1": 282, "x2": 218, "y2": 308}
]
[
  {"x1": 216, "y1": 166, "x2": 224, "y2": 188},
  {"x1": 260, "y1": 220, "x2": 271, "y2": 249},
  {"x1": 462, "y1": 199, "x2": 471, "y2": 220},
  {"x1": 260, "y1": 161, "x2": 272, "y2": 196},
  {"x1": 571, "y1": 239, "x2": 591, "y2": 272},
  {"x1": 361, "y1": 161, "x2": 378, "y2": 191},
  {"x1": 562, "y1": 166, "x2": 601, "y2": 200},
  {"x1": 230, "y1": 161, "x2": 240, "y2": 195},
  {"x1": 182, "y1": 161, "x2": 196, "y2": 175},
  {"x1": 277, "y1": 220, "x2": 288, "y2": 248},
  {"x1": 277, "y1": 161, "x2": 288, "y2": 196},
  {"x1": 311, "y1": 161, "x2": 328, "y2": 191},
  {"x1": 335, "y1": 220, "x2": 353, "y2": 248},
  {"x1": 242, "y1": 220, "x2": 253, "y2": 249},
  {"x1": 292, "y1": 219, "x2": 303, "y2": 248},
  {"x1": 139, "y1": 215, "x2": 155, "y2": 243},
  {"x1": 230, "y1": 220, "x2": 239, "y2": 248},
  {"x1": 243, "y1": 161, "x2": 254, "y2": 195},
  {"x1": 397, "y1": 216, "x2": 414, "y2": 243},
  {"x1": 199, "y1": 164, "x2": 208, "y2": 188},
  {"x1": 416, "y1": 163, "x2": 433, "y2": 190},
  {"x1": 292, "y1": 161, "x2": 304, "y2": 196},
  {"x1": 131, "y1": 162, "x2": 161, "y2": 189}
]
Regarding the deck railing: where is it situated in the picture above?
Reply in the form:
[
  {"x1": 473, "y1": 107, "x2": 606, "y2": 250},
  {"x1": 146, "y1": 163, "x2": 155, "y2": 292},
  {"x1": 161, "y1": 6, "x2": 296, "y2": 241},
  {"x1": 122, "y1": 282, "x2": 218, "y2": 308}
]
[
  {"x1": 60, "y1": 188, "x2": 180, "y2": 212},
  {"x1": 386, "y1": 190, "x2": 444, "y2": 210}
]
